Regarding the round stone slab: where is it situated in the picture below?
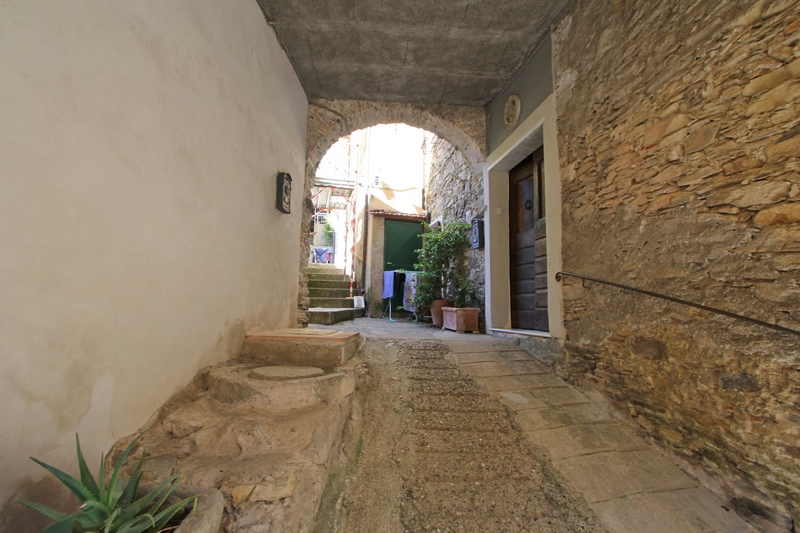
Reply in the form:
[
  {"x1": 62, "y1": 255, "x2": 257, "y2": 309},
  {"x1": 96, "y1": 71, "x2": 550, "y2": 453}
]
[{"x1": 248, "y1": 365, "x2": 325, "y2": 381}]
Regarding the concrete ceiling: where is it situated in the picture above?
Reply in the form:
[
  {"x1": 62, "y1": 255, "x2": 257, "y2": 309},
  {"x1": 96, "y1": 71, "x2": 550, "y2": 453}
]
[{"x1": 257, "y1": 0, "x2": 572, "y2": 106}]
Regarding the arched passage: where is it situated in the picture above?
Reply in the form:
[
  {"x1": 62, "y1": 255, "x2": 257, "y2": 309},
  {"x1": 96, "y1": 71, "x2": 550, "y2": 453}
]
[{"x1": 297, "y1": 99, "x2": 487, "y2": 326}]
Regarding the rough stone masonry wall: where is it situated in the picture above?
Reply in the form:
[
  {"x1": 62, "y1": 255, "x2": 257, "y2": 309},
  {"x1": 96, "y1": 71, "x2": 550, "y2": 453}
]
[
  {"x1": 553, "y1": 0, "x2": 800, "y2": 528},
  {"x1": 426, "y1": 136, "x2": 486, "y2": 319}
]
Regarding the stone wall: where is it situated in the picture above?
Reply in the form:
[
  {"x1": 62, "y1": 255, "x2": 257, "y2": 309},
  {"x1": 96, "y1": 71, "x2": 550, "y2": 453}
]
[
  {"x1": 553, "y1": 0, "x2": 800, "y2": 528},
  {"x1": 426, "y1": 137, "x2": 487, "y2": 323}
]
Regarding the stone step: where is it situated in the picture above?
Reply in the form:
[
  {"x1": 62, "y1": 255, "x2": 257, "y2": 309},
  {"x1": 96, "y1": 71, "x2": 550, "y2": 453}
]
[
  {"x1": 308, "y1": 273, "x2": 349, "y2": 281},
  {"x1": 307, "y1": 263, "x2": 340, "y2": 270},
  {"x1": 206, "y1": 363, "x2": 351, "y2": 412},
  {"x1": 307, "y1": 267, "x2": 343, "y2": 275},
  {"x1": 308, "y1": 307, "x2": 367, "y2": 326},
  {"x1": 309, "y1": 287, "x2": 352, "y2": 298},
  {"x1": 241, "y1": 328, "x2": 361, "y2": 367},
  {"x1": 309, "y1": 297, "x2": 355, "y2": 309},
  {"x1": 307, "y1": 279, "x2": 351, "y2": 290}
]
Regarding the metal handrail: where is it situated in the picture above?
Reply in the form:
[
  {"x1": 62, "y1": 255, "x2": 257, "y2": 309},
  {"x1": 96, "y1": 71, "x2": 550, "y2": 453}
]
[{"x1": 555, "y1": 271, "x2": 800, "y2": 337}]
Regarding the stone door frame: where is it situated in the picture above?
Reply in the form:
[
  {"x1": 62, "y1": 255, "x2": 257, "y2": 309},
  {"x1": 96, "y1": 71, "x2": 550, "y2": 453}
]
[{"x1": 484, "y1": 94, "x2": 564, "y2": 339}]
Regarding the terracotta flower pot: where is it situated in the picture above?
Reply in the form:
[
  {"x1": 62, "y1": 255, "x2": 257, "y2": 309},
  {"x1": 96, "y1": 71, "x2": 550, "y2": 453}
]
[
  {"x1": 442, "y1": 307, "x2": 480, "y2": 333},
  {"x1": 430, "y1": 299, "x2": 452, "y2": 327}
]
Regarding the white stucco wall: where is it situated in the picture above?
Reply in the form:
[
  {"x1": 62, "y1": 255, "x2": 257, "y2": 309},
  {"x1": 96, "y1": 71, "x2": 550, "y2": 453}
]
[{"x1": 0, "y1": 1, "x2": 307, "y2": 527}]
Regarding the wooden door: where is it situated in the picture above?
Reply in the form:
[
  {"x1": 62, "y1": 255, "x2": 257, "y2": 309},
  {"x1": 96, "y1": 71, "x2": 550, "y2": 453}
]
[{"x1": 509, "y1": 148, "x2": 548, "y2": 330}]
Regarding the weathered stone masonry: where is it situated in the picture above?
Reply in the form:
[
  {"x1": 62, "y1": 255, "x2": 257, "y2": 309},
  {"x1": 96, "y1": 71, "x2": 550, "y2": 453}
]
[
  {"x1": 553, "y1": 0, "x2": 799, "y2": 527},
  {"x1": 426, "y1": 137, "x2": 486, "y2": 321}
]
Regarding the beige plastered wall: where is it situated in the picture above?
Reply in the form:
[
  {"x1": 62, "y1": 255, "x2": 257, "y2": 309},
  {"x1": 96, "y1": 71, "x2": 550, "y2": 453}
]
[{"x1": 0, "y1": 1, "x2": 307, "y2": 526}]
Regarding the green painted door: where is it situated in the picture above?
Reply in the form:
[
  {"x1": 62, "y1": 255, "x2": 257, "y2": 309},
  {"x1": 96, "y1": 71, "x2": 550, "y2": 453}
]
[{"x1": 383, "y1": 219, "x2": 423, "y2": 311}]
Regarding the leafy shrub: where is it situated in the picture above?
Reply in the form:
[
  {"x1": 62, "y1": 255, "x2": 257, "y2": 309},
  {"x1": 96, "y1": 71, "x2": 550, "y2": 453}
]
[{"x1": 413, "y1": 221, "x2": 471, "y2": 309}]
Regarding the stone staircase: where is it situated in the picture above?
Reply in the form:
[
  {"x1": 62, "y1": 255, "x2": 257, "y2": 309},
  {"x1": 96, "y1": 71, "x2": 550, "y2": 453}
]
[
  {"x1": 307, "y1": 264, "x2": 366, "y2": 325},
  {"x1": 110, "y1": 328, "x2": 365, "y2": 532}
]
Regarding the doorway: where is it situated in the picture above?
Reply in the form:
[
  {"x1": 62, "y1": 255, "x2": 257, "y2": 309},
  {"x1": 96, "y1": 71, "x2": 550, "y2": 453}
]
[
  {"x1": 383, "y1": 219, "x2": 423, "y2": 311},
  {"x1": 509, "y1": 147, "x2": 548, "y2": 331}
]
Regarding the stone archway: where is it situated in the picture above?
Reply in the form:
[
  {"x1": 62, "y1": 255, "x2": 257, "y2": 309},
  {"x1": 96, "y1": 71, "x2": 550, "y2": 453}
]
[{"x1": 297, "y1": 99, "x2": 487, "y2": 326}]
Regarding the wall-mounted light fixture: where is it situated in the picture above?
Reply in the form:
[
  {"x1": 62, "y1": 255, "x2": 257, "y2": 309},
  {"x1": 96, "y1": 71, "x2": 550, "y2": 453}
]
[{"x1": 276, "y1": 172, "x2": 292, "y2": 214}]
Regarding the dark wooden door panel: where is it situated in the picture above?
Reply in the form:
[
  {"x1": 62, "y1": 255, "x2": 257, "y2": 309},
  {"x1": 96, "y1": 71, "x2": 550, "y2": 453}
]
[
  {"x1": 511, "y1": 294, "x2": 538, "y2": 309},
  {"x1": 511, "y1": 246, "x2": 538, "y2": 265},
  {"x1": 511, "y1": 280, "x2": 538, "y2": 294},
  {"x1": 511, "y1": 310, "x2": 549, "y2": 330},
  {"x1": 509, "y1": 147, "x2": 548, "y2": 331}
]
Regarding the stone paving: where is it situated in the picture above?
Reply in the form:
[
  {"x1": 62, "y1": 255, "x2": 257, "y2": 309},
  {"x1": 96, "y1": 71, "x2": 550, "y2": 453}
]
[{"x1": 313, "y1": 318, "x2": 756, "y2": 533}]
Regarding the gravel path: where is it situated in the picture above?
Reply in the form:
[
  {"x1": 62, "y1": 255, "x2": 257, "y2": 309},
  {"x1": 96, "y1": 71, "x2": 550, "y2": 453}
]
[{"x1": 317, "y1": 322, "x2": 605, "y2": 533}]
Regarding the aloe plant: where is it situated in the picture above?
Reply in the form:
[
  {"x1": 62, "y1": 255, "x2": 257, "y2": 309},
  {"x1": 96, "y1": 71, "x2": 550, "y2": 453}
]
[{"x1": 17, "y1": 434, "x2": 197, "y2": 533}]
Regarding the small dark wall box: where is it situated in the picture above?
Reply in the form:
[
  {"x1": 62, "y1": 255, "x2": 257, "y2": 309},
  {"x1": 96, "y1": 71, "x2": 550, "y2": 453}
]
[
  {"x1": 276, "y1": 172, "x2": 292, "y2": 214},
  {"x1": 470, "y1": 218, "x2": 484, "y2": 249}
]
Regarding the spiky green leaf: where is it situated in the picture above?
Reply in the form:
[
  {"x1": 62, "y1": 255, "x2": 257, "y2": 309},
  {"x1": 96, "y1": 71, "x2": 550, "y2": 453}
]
[
  {"x1": 75, "y1": 434, "x2": 100, "y2": 499},
  {"x1": 15, "y1": 498, "x2": 69, "y2": 522},
  {"x1": 115, "y1": 474, "x2": 180, "y2": 525},
  {"x1": 119, "y1": 452, "x2": 146, "y2": 506},
  {"x1": 41, "y1": 517, "x2": 75, "y2": 533},
  {"x1": 145, "y1": 477, "x2": 179, "y2": 518},
  {"x1": 115, "y1": 513, "x2": 155, "y2": 533},
  {"x1": 104, "y1": 434, "x2": 142, "y2": 508},
  {"x1": 73, "y1": 500, "x2": 110, "y2": 528},
  {"x1": 98, "y1": 451, "x2": 106, "y2": 501},
  {"x1": 30, "y1": 457, "x2": 94, "y2": 502},
  {"x1": 151, "y1": 494, "x2": 198, "y2": 531}
]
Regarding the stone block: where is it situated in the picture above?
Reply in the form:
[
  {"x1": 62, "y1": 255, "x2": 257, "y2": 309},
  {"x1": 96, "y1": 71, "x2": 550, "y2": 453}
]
[
  {"x1": 677, "y1": 166, "x2": 721, "y2": 187},
  {"x1": 526, "y1": 386, "x2": 592, "y2": 407},
  {"x1": 241, "y1": 328, "x2": 361, "y2": 367},
  {"x1": 496, "y1": 390, "x2": 549, "y2": 411},
  {"x1": 753, "y1": 203, "x2": 800, "y2": 226},
  {"x1": 505, "y1": 360, "x2": 550, "y2": 375},
  {"x1": 524, "y1": 422, "x2": 649, "y2": 460},
  {"x1": 447, "y1": 351, "x2": 505, "y2": 364},
  {"x1": 517, "y1": 335, "x2": 564, "y2": 363},
  {"x1": 722, "y1": 156, "x2": 764, "y2": 175},
  {"x1": 590, "y1": 488, "x2": 755, "y2": 533},
  {"x1": 518, "y1": 373, "x2": 573, "y2": 389},
  {"x1": 743, "y1": 58, "x2": 800, "y2": 96},
  {"x1": 766, "y1": 134, "x2": 800, "y2": 163},
  {"x1": 460, "y1": 361, "x2": 516, "y2": 378},
  {"x1": 746, "y1": 80, "x2": 800, "y2": 116},
  {"x1": 650, "y1": 164, "x2": 686, "y2": 184},
  {"x1": 554, "y1": 450, "x2": 696, "y2": 503},
  {"x1": 206, "y1": 364, "x2": 352, "y2": 412},
  {"x1": 474, "y1": 376, "x2": 533, "y2": 392},
  {"x1": 642, "y1": 114, "x2": 693, "y2": 147},
  {"x1": 706, "y1": 181, "x2": 790, "y2": 208},
  {"x1": 684, "y1": 122, "x2": 720, "y2": 154},
  {"x1": 515, "y1": 402, "x2": 612, "y2": 431}
]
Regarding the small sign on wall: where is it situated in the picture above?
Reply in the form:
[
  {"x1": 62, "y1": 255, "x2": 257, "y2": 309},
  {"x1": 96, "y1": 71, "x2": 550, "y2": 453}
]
[{"x1": 276, "y1": 172, "x2": 292, "y2": 214}]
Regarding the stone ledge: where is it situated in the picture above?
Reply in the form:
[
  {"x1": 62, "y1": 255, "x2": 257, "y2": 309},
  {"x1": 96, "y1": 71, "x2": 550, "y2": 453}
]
[{"x1": 242, "y1": 327, "x2": 362, "y2": 367}]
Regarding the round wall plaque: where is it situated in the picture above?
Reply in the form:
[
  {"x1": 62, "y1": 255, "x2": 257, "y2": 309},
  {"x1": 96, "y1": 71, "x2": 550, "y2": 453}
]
[{"x1": 503, "y1": 94, "x2": 521, "y2": 131}]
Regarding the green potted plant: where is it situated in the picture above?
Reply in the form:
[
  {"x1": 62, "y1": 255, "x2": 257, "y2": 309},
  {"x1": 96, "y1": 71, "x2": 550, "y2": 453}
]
[
  {"x1": 413, "y1": 221, "x2": 471, "y2": 326},
  {"x1": 442, "y1": 275, "x2": 481, "y2": 333},
  {"x1": 16, "y1": 434, "x2": 222, "y2": 533}
]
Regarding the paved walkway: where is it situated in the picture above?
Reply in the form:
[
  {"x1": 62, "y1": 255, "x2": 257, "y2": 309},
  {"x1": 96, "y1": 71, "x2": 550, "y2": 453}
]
[{"x1": 312, "y1": 317, "x2": 755, "y2": 533}]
